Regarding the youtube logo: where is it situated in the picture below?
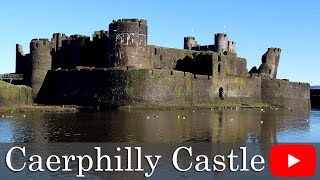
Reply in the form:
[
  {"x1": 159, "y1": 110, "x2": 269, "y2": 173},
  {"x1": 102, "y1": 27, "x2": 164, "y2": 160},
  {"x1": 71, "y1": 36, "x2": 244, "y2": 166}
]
[{"x1": 270, "y1": 144, "x2": 316, "y2": 177}]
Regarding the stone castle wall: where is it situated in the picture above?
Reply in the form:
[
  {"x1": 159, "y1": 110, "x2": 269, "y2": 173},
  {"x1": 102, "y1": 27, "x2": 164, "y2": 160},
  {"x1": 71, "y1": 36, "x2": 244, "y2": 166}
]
[
  {"x1": 261, "y1": 79, "x2": 310, "y2": 109},
  {"x1": 148, "y1": 45, "x2": 194, "y2": 70},
  {"x1": 148, "y1": 46, "x2": 248, "y2": 77},
  {"x1": 35, "y1": 68, "x2": 309, "y2": 109},
  {"x1": 36, "y1": 68, "x2": 262, "y2": 108}
]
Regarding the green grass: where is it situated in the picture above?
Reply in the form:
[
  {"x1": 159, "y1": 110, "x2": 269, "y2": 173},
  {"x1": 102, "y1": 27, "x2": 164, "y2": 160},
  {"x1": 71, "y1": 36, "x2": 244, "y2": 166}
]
[
  {"x1": 119, "y1": 102, "x2": 272, "y2": 110},
  {"x1": 0, "y1": 105, "x2": 81, "y2": 113}
]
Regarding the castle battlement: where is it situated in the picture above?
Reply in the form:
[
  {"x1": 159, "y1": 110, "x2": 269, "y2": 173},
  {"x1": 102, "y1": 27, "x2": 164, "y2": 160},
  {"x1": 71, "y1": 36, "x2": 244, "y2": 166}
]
[
  {"x1": 267, "y1": 48, "x2": 281, "y2": 53},
  {"x1": 93, "y1": 30, "x2": 109, "y2": 39},
  {"x1": 215, "y1": 33, "x2": 227, "y2": 37},
  {"x1": 69, "y1": 34, "x2": 90, "y2": 41},
  {"x1": 112, "y1": 18, "x2": 147, "y2": 24},
  {"x1": 52, "y1": 33, "x2": 67, "y2": 39},
  {"x1": 30, "y1": 38, "x2": 50, "y2": 47}
]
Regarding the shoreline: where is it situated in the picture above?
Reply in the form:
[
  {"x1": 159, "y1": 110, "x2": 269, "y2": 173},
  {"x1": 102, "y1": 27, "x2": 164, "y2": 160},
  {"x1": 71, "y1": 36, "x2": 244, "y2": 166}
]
[
  {"x1": 0, "y1": 105, "x2": 81, "y2": 113},
  {"x1": 119, "y1": 103, "x2": 274, "y2": 110},
  {"x1": 0, "y1": 103, "x2": 274, "y2": 113}
]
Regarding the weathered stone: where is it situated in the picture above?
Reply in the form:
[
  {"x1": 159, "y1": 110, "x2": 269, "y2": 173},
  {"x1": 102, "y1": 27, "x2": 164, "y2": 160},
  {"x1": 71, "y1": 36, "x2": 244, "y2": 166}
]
[
  {"x1": 258, "y1": 48, "x2": 281, "y2": 79},
  {"x1": 11, "y1": 18, "x2": 308, "y2": 110},
  {"x1": 0, "y1": 81, "x2": 32, "y2": 107}
]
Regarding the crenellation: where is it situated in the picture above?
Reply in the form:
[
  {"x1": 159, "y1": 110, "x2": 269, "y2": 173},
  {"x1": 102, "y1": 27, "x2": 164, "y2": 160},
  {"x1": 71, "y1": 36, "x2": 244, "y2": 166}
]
[
  {"x1": 266, "y1": 47, "x2": 282, "y2": 54},
  {"x1": 118, "y1": 18, "x2": 147, "y2": 24},
  {"x1": 31, "y1": 38, "x2": 51, "y2": 48},
  {"x1": 93, "y1": 30, "x2": 109, "y2": 39}
]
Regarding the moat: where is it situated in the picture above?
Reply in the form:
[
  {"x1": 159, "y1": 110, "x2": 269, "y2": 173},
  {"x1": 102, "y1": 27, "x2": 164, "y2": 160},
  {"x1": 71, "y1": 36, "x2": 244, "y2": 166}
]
[{"x1": 0, "y1": 108, "x2": 318, "y2": 143}]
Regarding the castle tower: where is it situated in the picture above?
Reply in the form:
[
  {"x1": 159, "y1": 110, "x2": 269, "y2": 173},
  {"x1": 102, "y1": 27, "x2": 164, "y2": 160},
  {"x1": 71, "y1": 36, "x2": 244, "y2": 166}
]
[
  {"x1": 92, "y1": 30, "x2": 110, "y2": 68},
  {"x1": 51, "y1": 33, "x2": 68, "y2": 69},
  {"x1": 16, "y1": 44, "x2": 25, "y2": 74},
  {"x1": 51, "y1": 33, "x2": 68, "y2": 51},
  {"x1": 214, "y1": 33, "x2": 228, "y2": 53},
  {"x1": 16, "y1": 44, "x2": 32, "y2": 86},
  {"x1": 228, "y1": 41, "x2": 236, "y2": 53},
  {"x1": 30, "y1": 38, "x2": 52, "y2": 100},
  {"x1": 258, "y1": 48, "x2": 281, "y2": 79},
  {"x1": 109, "y1": 19, "x2": 150, "y2": 69},
  {"x1": 184, "y1": 36, "x2": 198, "y2": 50},
  {"x1": 70, "y1": 34, "x2": 90, "y2": 67}
]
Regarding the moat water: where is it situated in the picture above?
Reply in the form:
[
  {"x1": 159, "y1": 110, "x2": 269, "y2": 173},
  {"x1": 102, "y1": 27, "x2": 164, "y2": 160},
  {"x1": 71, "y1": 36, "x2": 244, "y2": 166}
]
[{"x1": 0, "y1": 108, "x2": 319, "y2": 143}]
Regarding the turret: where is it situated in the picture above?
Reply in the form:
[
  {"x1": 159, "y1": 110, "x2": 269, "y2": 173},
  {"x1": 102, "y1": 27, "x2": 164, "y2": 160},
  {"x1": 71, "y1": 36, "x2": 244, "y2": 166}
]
[
  {"x1": 184, "y1": 36, "x2": 198, "y2": 50},
  {"x1": 214, "y1": 33, "x2": 228, "y2": 53},
  {"x1": 228, "y1": 41, "x2": 236, "y2": 53},
  {"x1": 30, "y1": 38, "x2": 52, "y2": 100},
  {"x1": 109, "y1": 19, "x2": 150, "y2": 69},
  {"x1": 258, "y1": 48, "x2": 281, "y2": 79}
]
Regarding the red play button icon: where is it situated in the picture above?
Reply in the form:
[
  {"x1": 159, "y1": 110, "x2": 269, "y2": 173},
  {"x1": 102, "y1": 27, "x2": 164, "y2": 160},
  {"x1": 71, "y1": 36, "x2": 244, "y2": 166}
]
[{"x1": 270, "y1": 144, "x2": 316, "y2": 177}]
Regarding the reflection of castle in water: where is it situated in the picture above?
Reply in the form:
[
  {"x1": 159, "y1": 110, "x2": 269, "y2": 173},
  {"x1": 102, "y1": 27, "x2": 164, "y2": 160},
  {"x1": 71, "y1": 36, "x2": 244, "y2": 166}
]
[
  {"x1": 8, "y1": 109, "x2": 310, "y2": 143},
  {"x1": 5, "y1": 109, "x2": 310, "y2": 178}
]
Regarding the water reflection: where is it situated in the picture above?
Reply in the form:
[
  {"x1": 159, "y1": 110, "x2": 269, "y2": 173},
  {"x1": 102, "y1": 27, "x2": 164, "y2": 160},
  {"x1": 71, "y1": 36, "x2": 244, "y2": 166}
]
[{"x1": 0, "y1": 108, "x2": 315, "y2": 143}]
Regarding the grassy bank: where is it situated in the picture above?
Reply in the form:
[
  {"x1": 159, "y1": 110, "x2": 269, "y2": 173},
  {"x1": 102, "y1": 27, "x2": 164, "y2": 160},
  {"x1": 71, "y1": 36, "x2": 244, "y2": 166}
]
[
  {"x1": 0, "y1": 105, "x2": 82, "y2": 113},
  {"x1": 119, "y1": 103, "x2": 272, "y2": 110},
  {"x1": 0, "y1": 103, "x2": 273, "y2": 113},
  {"x1": 0, "y1": 80, "x2": 32, "y2": 107}
]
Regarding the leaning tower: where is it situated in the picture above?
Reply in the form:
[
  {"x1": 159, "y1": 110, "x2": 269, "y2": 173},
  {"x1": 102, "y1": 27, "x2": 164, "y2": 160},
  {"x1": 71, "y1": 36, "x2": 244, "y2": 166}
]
[{"x1": 259, "y1": 48, "x2": 281, "y2": 79}]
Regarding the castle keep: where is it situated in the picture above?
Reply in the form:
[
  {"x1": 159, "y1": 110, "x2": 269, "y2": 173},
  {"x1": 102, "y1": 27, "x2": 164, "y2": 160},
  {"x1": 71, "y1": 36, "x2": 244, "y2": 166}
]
[{"x1": 15, "y1": 19, "x2": 310, "y2": 109}]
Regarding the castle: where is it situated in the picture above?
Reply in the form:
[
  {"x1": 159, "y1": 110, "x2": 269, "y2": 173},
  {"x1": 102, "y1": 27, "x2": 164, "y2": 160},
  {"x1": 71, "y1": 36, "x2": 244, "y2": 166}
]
[{"x1": 15, "y1": 18, "x2": 310, "y2": 110}]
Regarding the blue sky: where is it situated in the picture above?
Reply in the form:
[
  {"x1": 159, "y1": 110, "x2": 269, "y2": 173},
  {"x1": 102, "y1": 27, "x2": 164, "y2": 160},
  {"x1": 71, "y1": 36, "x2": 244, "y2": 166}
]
[{"x1": 0, "y1": 0, "x2": 319, "y2": 84}]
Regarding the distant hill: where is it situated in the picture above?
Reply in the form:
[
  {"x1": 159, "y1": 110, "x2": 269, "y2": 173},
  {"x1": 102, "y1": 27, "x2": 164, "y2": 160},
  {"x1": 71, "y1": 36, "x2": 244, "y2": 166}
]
[{"x1": 311, "y1": 86, "x2": 320, "y2": 89}]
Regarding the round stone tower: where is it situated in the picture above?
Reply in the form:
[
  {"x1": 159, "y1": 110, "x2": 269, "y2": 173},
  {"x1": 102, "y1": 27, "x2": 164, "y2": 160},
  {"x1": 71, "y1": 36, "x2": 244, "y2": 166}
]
[
  {"x1": 184, "y1": 36, "x2": 197, "y2": 50},
  {"x1": 214, "y1": 33, "x2": 228, "y2": 53},
  {"x1": 109, "y1": 19, "x2": 150, "y2": 69},
  {"x1": 30, "y1": 38, "x2": 52, "y2": 100}
]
